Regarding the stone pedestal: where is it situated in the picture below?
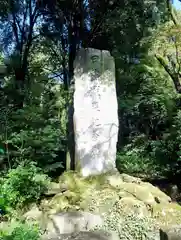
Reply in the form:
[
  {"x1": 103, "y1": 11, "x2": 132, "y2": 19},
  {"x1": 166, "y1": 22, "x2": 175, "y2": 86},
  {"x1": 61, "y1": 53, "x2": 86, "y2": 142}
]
[{"x1": 73, "y1": 48, "x2": 119, "y2": 177}]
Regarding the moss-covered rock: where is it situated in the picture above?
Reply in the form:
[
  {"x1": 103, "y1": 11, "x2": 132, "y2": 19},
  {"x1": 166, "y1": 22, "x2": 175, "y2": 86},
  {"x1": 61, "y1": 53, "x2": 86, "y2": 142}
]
[
  {"x1": 94, "y1": 201, "x2": 159, "y2": 240},
  {"x1": 82, "y1": 187, "x2": 119, "y2": 213},
  {"x1": 152, "y1": 203, "x2": 181, "y2": 226},
  {"x1": 140, "y1": 182, "x2": 171, "y2": 204},
  {"x1": 160, "y1": 225, "x2": 181, "y2": 240},
  {"x1": 47, "y1": 194, "x2": 70, "y2": 214},
  {"x1": 40, "y1": 171, "x2": 178, "y2": 219},
  {"x1": 118, "y1": 215, "x2": 160, "y2": 240},
  {"x1": 22, "y1": 171, "x2": 181, "y2": 238},
  {"x1": 42, "y1": 230, "x2": 120, "y2": 240},
  {"x1": 120, "y1": 182, "x2": 156, "y2": 204},
  {"x1": 23, "y1": 204, "x2": 43, "y2": 221},
  {"x1": 45, "y1": 182, "x2": 62, "y2": 196},
  {"x1": 115, "y1": 197, "x2": 150, "y2": 217},
  {"x1": 119, "y1": 173, "x2": 141, "y2": 184}
]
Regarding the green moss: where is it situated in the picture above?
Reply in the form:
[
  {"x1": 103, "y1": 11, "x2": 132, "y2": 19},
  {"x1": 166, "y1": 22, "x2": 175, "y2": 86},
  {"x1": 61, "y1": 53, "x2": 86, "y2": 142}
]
[
  {"x1": 140, "y1": 182, "x2": 171, "y2": 203},
  {"x1": 85, "y1": 173, "x2": 107, "y2": 185},
  {"x1": 48, "y1": 194, "x2": 70, "y2": 213},
  {"x1": 47, "y1": 171, "x2": 121, "y2": 214},
  {"x1": 39, "y1": 171, "x2": 181, "y2": 234},
  {"x1": 58, "y1": 171, "x2": 88, "y2": 192},
  {"x1": 152, "y1": 203, "x2": 181, "y2": 226},
  {"x1": 119, "y1": 183, "x2": 156, "y2": 205},
  {"x1": 115, "y1": 197, "x2": 149, "y2": 217},
  {"x1": 85, "y1": 189, "x2": 119, "y2": 213}
]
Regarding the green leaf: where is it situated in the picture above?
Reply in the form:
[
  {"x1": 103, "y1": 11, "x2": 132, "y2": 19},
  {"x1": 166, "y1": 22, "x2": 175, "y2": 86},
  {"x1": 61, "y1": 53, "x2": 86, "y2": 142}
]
[{"x1": 0, "y1": 148, "x2": 5, "y2": 154}]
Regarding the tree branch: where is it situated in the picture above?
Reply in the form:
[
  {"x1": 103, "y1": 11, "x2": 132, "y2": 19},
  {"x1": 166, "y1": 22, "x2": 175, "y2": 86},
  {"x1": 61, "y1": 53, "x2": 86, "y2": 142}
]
[
  {"x1": 11, "y1": 13, "x2": 20, "y2": 51},
  {"x1": 155, "y1": 53, "x2": 181, "y2": 93},
  {"x1": 167, "y1": 0, "x2": 179, "y2": 26}
]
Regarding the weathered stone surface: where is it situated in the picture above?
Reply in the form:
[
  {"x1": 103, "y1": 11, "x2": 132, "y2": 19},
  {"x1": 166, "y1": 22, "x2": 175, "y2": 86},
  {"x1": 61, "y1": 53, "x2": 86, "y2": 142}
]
[
  {"x1": 120, "y1": 173, "x2": 141, "y2": 184},
  {"x1": 116, "y1": 197, "x2": 150, "y2": 217},
  {"x1": 41, "y1": 230, "x2": 119, "y2": 240},
  {"x1": 51, "y1": 211, "x2": 103, "y2": 234},
  {"x1": 44, "y1": 212, "x2": 103, "y2": 239},
  {"x1": 167, "y1": 184, "x2": 180, "y2": 201},
  {"x1": 73, "y1": 48, "x2": 119, "y2": 177},
  {"x1": 160, "y1": 226, "x2": 181, "y2": 240},
  {"x1": 24, "y1": 171, "x2": 181, "y2": 239},
  {"x1": 45, "y1": 182, "x2": 62, "y2": 196},
  {"x1": 119, "y1": 182, "x2": 156, "y2": 205},
  {"x1": 40, "y1": 171, "x2": 173, "y2": 218},
  {"x1": 152, "y1": 203, "x2": 181, "y2": 226},
  {"x1": 23, "y1": 204, "x2": 43, "y2": 221},
  {"x1": 105, "y1": 173, "x2": 123, "y2": 188},
  {"x1": 140, "y1": 182, "x2": 171, "y2": 204}
]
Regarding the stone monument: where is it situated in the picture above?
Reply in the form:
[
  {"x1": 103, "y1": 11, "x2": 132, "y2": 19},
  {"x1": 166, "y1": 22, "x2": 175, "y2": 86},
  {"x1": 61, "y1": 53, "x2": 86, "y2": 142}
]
[{"x1": 73, "y1": 48, "x2": 119, "y2": 177}]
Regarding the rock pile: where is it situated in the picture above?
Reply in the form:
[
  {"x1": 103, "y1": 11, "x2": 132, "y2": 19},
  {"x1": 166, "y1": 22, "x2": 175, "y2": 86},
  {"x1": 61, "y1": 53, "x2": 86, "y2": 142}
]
[{"x1": 20, "y1": 171, "x2": 181, "y2": 239}]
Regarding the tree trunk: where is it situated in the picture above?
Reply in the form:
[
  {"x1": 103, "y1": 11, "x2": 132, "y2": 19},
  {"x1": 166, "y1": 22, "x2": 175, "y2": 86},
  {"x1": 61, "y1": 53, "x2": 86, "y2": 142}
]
[
  {"x1": 14, "y1": 67, "x2": 26, "y2": 108},
  {"x1": 66, "y1": 17, "x2": 78, "y2": 171}
]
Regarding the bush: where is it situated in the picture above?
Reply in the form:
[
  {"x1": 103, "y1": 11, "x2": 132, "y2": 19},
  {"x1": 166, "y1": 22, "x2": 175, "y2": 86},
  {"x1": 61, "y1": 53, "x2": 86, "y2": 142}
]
[
  {"x1": 0, "y1": 221, "x2": 40, "y2": 240},
  {"x1": 0, "y1": 105, "x2": 66, "y2": 175},
  {"x1": 116, "y1": 135, "x2": 160, "y2": 177},
  {"x1": 116, "y1": 152, "x2": 156, "y2": 176},
  {"x1": 0, "y1": 163, "x2": 50, "y2": 210}
]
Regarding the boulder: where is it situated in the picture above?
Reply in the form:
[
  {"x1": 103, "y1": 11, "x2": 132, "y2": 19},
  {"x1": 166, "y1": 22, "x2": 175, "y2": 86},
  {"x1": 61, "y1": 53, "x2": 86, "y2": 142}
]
[
  {"x1": 41, "y1": 230, "x2": 119, "y2": 240},
  {"x1": 140, "y1": 182, "x2": 171, "y2": 204},
  {"x1": 45, "y1": 182, "x2": 62, "y2": 196},
  {"x1": 23, "y1": 204, "x2": 43, "y2": 221},
  {"x1": 115, "y1": 197, "x2": 150, "y2": 217},
  {"x1": 82, "y1": 187, "x2": 120, "y2": 214},
  {"x1": 160, "y1": 226, "x2": 181, "y2": 240},
  {"x1": 118, "y1": 182, "x2": 156, "y2": 205},
  {"x1": 27, "y1": 171, "x2": 181, "y2": 239},
  {"x1": 45, "y1": 211, "x2": 104, "y2": 238},
  {"x1": 105, "y1": 172, "x2": 124, "y2": 188},
  {"x1": 152, "y1": 203, "x2": 181, "y2": 226},
  {"x1": 120, "y1": 173, "x2": 142, "y2": 184}
]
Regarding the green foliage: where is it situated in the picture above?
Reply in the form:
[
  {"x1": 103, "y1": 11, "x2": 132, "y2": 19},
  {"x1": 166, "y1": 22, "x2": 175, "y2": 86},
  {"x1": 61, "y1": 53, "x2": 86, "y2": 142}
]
[
  {"x1": 116, "y1": 150, "x2": 156, "y2": 177},
  {"x1": 0, "y1": 103, "x2": 66, "y2": 174},
  {"x1": 0, "y1": 0, "x2": 177, "y2": 221},
  {"x1": 0, "y1": 221, "x2": 40, "y2": 240},
  {"x1": 0, "y1": 163, "x2": 50, "y2": 210},
  {"x1": 116, "y1": 19, "x2": 181, "y2": 178}
]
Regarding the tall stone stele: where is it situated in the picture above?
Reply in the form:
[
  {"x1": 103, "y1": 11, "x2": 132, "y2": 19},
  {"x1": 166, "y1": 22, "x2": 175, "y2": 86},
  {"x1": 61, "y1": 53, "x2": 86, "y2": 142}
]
[{"x1": 73, "y1": 48, "x2": 119, "y2": 177}]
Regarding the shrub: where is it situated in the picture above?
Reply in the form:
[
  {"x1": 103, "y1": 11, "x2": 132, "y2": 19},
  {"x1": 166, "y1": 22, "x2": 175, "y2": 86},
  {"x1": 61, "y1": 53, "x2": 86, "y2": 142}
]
[
  {"x1": 116, "y1": 136, "x2": 159, "y2": 177},
  {"x1": 0, "y1": 106, "x2": 66, "y2": 175},
  {"x1": 0, "y1": 221, "x2": 40, "y2": 240},
  {"x1": 0, "y1": 163, "x2": 50, "y2": 210}
]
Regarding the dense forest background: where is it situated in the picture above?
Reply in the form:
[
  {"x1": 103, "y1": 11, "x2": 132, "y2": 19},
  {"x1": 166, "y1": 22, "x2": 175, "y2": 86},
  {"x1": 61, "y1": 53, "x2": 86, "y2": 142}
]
[{"x1": 1, "y1": 0, "x2": 181, "y2": 232}]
